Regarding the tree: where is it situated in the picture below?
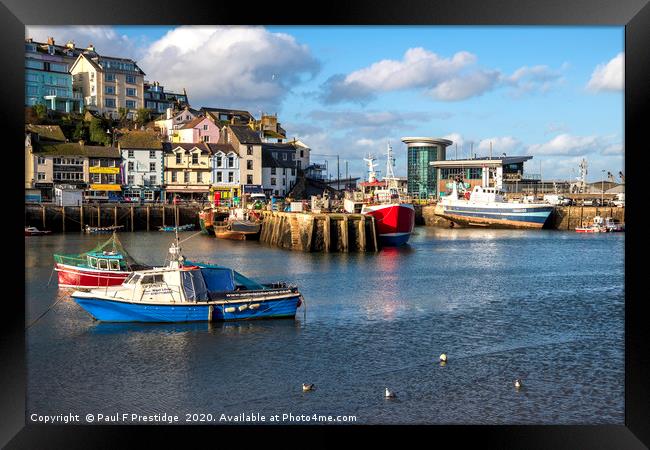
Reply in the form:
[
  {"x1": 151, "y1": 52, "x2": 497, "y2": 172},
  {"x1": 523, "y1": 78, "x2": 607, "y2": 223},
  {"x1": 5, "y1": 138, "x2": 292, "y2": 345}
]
[
  {"x1": 73, "y1": 121, "x2": 88, "y2": 142},
  {"x1": 89, "y1": 117, "x2": 110, "y2": 146},
  {"x1": 135, "y1": 108, "x2": 151, "y2": 128},
  {"x1": 32, "y1": 103, "x2": 47, "y2": 122},
  {"x1": 118, "y1": 107, "x2": 129, "y2": 127}
]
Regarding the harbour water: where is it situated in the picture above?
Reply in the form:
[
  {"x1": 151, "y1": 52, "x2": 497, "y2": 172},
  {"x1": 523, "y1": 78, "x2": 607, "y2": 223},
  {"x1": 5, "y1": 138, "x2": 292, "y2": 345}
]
[{"x1": 25, "y1": 228, "x2": 624, "y2": 424}]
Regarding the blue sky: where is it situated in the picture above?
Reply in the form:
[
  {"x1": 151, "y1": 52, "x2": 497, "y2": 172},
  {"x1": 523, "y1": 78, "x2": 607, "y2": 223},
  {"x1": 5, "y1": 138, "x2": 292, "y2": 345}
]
[{"x1": 27, "y1": 25, "x2": 624, "y2": 182}]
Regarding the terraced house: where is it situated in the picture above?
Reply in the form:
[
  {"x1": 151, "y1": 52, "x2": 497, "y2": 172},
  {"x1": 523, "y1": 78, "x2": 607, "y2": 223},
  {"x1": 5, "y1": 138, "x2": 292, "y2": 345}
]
[
  {"x1": 209, "y1": 143, "x2": 240, "y2": 206},
  {"x1": 164, "y1": 143, "x2": 213, "y2": 202},
  {"x1": 118, "y1": 130, "x2": 165, "y2": 202},
  {"x1": 220, "y1": 125, "x2": 263, "y2": 190},
  {"x1": 70, "y1": 47, "x2": 146, "y2": 120}
]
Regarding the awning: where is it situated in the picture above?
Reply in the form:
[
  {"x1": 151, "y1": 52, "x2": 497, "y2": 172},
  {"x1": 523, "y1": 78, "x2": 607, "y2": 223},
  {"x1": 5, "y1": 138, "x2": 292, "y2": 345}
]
[{"x1": 89, "y1": 184, "x2": 121, "y2": 191}]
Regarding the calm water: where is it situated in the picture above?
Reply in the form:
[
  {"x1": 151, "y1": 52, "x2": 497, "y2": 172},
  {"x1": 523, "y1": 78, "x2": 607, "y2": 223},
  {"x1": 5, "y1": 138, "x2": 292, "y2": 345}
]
[{"x1": 25, "y1": 227, "x2": 624, "y2": 424}]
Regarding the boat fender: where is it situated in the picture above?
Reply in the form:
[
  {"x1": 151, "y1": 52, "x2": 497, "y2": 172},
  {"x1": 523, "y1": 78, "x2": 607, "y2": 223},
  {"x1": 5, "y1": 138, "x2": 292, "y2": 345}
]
[
  {"x1": 249, "y1": 303, "x2": 260, "y2": 310},
  {"x1": 297, "y1": 296, "x2": 303, "y2": 308},
  {"x1": 224, "y1": 306, "x2": 236, "y2": 313},
  {"x1": 238, "y1": 304, "x2": 248, "y2": 312}
]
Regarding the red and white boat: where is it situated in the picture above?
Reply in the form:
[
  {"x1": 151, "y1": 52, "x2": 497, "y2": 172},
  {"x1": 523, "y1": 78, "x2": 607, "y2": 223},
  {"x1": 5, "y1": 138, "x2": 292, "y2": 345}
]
[
  {"x1": 53, "y1": 233, "x2": 150, "y2": 289},
  {"x1": 354, "y1": 144, "x2": 415, "y2": 246}
]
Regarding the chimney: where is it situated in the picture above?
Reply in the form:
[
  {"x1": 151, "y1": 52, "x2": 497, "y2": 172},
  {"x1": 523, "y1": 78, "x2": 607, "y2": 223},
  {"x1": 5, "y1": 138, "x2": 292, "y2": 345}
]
[
  {"x1": 47, "y1": 37, "x2": 55, "y2": 45},
  {"x1": 87, "y1": 43, "x2": 95, "y2": 52},
  {"x1": 66, "y1": 40, "x2": 75, "y2": 49},
  {"x1": 166, "y1": 107, "x2": 173, "y2": 120}
]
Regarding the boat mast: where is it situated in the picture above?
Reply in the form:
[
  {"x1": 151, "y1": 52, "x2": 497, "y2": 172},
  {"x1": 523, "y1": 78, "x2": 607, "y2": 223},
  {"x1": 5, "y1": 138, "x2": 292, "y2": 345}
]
[{"x1": 384, "y1": 141, "x2": 397, "y2": 190}]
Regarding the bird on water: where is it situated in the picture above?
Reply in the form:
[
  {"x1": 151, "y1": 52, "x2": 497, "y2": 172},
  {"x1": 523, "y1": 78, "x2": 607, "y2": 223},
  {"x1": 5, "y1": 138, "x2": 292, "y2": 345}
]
[
  {"x1": 439, "y1": 353, "x2": 447, "y2": 363},
  {"x1": 302, "y1": 383, "x2": 315, "y2": 392},
  {"x1": 385, "y1": 387, "x2": 396, "y2": 398},
  {"x1": 514, "y1": 379, "x2": 523, "y2": 390}
]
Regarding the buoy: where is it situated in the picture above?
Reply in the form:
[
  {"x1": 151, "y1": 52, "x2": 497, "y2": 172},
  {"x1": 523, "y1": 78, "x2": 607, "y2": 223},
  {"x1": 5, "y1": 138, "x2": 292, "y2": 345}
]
[
  {"x1": 439, "y1": 353, "x2": 447, "y2": 363},
  {"x1": 302, "y1": 383, "x2": 315, "y2": 392},
  {"x1": 385, "y1": 387, "x2": 396, "y2": 398},
  {"x1": 514, "y1": 379, "x2": 522, "y2": 389}
]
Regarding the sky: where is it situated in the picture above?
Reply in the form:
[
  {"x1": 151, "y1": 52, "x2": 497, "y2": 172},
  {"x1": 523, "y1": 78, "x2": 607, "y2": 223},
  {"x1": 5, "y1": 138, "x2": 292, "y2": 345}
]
[{"x1": 26, "y1": 25, "x2": 624, "y2": 182}]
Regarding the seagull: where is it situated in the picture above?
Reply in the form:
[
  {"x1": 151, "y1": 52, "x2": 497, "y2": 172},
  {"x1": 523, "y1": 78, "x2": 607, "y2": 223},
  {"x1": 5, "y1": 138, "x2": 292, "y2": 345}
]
[
  {"x1": 302, "y1": 383, "x2": 315, "y2": 392},
  {"x1": 514, "y1": 379, "x2": 523, "y2": 390},
  {"x1": 439, "y1": 353, "x2": 448, "y2": 363},
  {"x1": 385, "y1": 387, "x2": 396, "y2": 398}
]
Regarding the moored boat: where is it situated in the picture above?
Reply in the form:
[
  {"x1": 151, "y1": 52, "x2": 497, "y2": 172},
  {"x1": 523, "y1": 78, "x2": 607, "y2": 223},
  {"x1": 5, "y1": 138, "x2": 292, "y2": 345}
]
[
  {"x1": 438, "y1": 180, "x2": 553, "y2": 229},
  {"x1": 159, "y1": 224, "x2": 195, "y2": 232},
  {"x1": 214, "y1": 220, "x2": 261, "y2": 241},
  {"x1": 70, "y1": 242, "x2": 303, "y2": 323},
  {"x1": 54, "y1": 233, "x2": 151, "y2": 289},
  {"x1": 575, "y1": 216, "x2": 624, "y2": 233},
  {"x1": 84, "y1": 225, "x2": 124, "y2": 234},
  {"x1": 25, "y1": 226, "x2": 52, "y2": 236}
]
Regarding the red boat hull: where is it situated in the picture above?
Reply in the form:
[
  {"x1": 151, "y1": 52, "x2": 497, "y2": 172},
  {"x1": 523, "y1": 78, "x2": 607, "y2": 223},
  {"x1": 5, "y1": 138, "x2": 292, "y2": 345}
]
[
  {"x1": 362, "y1": 203, "x2": 415, "y2": 246},
  {"x1": 55, "y1": 263, "x2": 130, "y2": 289}
]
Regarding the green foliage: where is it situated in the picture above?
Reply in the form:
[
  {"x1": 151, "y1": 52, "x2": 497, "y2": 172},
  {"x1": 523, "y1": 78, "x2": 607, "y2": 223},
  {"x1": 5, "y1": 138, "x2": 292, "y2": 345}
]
[
  {"x1": 89, "y1": 117, "x2": 110, "y2": 146},
  {"x1": 72, "y1": 121, "x2": 88, "y2": 142},
  {"x1": 136, "y1": 108, "x2": 151, "y2": 127},
  {"x1": 32, "y1": 103, "x2": 47, "y2": 121}
]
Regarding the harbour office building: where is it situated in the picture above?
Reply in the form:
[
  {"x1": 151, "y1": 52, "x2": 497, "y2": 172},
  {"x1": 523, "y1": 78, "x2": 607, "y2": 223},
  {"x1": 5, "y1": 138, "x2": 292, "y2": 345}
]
[{"x1": 402, "y1": 137, "x2": 453, "y2": 199}]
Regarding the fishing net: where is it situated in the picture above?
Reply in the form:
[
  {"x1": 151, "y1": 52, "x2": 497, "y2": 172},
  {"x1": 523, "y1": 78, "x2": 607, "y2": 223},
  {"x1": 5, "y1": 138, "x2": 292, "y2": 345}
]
[{"x1": 53, "y1": 233, "x2": 144, "y2": 269}]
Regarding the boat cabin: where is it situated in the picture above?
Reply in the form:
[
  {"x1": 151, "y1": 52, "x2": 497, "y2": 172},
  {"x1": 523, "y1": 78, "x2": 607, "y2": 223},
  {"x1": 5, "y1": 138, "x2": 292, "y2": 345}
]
[
  {"x1": 86, "y1": 251, "x2": 127, "y2": 271},
  {"x1": 469, "y1": 186, "x2": 505, "y2": 203}
]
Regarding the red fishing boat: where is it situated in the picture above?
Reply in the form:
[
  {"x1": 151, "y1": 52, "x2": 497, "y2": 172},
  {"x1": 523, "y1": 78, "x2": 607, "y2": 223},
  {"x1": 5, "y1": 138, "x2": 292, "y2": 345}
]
[
  {"x1": 53, "y1": 233, "x2": 150, "y2": 289},
  {"x1": 357, "y1": 144, "x2": 415, "y2": 246}
]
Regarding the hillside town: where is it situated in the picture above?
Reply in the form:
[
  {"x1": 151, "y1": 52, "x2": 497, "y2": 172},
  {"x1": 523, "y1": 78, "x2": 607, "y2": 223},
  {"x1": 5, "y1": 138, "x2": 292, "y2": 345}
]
[{"x1": 24, "y1": 36, "x2": 329, "y2": 206}]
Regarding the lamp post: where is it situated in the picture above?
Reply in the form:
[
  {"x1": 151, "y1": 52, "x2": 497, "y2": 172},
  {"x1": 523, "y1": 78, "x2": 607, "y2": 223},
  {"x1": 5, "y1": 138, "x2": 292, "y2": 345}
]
[{"x1": 601, "y1": 169, "x2": 605, "y2": 206}]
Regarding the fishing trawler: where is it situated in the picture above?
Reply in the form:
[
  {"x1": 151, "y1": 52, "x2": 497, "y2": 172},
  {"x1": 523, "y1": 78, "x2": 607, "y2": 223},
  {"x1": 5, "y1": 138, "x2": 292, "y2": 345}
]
[
  {"x1": 70, "y1": 235, "x2": 303, "y2": 322},
  {"x1": 437, "y1": 179, "x2": 554, "y2": 229},
  {"x1": 356, "y1": 143, "x2": 415, "y2": 246}
]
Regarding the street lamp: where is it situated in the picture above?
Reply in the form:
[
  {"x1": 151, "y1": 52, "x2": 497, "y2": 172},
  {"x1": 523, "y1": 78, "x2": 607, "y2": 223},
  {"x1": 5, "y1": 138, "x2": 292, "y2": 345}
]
[{"x1": 601, "y1": 169, "x2": 605, "y2": 206}]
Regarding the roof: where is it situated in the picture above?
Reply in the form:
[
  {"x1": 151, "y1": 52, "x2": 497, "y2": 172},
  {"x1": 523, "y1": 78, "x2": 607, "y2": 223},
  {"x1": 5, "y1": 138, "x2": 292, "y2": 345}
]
[
  {"x1": 166, "y1": 142, "x2": 212, "y2": 154},
  {"x1": 262, "y1": 147, "x2": 296, "y2": 169},
  {"x1": 117, "y1": 131, "x2": 162, "y2": 149},
  {"x1": 33, "y1": 142, "x2": 120, "y2": 158},
  {"x1": 26, "y1": 124, "x2": 66, "y2": 142},
  {"x1": 201, "y1": 107, "x2": 253, "y2": 118},
  {"x1": 206, "y1": 143, "x2": 238, "y2": 155},
  {"x1": 229, "y1": 125, "x2": 262, "y2": 144},
  {"x1": 430, "y1": 156, "x2": 533, "y2": 168},
  {"x1": 179, "y1": 116, "x2": 208, "y2": 130},
  {"x1": 261, "y1": 142, "x2": 297, "y2": 151}
]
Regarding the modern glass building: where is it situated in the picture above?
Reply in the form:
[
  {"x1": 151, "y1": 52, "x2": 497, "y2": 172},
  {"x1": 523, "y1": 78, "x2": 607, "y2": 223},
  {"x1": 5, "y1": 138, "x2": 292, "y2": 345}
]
[{"x1": 401, "y1": 137, "x2": 453, "y2": 199}]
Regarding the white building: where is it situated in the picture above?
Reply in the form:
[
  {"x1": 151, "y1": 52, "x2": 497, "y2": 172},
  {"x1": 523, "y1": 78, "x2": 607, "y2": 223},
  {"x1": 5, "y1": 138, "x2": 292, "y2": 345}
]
[
  {"x1": 154, "y1": 107, "x2": 200, "y2": 140},
  {"x1": 209, "y1": 143, "x2": 241, "y2": 205},
  {"x1": 262, "y1": 144, "x2": 298, "y2": 197},
  {"x1": 118, "y1": 131, "x2": 165, "y2": 202}
]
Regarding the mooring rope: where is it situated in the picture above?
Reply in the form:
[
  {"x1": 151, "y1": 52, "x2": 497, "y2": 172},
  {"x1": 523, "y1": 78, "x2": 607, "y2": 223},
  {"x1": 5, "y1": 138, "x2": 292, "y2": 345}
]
[{"x1": 26, "y1": 290, "x2": 69, "y2": 329}]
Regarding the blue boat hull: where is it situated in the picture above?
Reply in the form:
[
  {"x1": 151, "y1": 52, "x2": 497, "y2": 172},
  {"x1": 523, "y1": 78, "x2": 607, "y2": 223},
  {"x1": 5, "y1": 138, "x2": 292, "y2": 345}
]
[
  {"x1": 73, "y1": 295, "x2": 301, "y2": 323},
  {"x1": 378, "y1": 232, "x2": 411, "y2": 246},
  {"x1": 441, "y1": 205, "x2": 553, "y2": 229}
]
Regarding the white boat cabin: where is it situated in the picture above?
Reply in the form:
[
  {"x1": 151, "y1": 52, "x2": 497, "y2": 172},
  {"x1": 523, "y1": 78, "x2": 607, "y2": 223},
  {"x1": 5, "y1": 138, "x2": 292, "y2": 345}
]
[{"x1": 469, "y1": 186, "x2": 506, "y2": 203}]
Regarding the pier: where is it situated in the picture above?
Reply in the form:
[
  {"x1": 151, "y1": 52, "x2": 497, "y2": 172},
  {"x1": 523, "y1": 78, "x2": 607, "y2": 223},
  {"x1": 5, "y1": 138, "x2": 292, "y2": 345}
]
[
  {"x1": 417, "y1": 204, "x2": 625, "y2": 229},
  {"x1": 260, "y1": 211, "x2": 379, "y2": 252},
  {"x1": 25, "y1": 203, "x2": 202, "y2": 233}
]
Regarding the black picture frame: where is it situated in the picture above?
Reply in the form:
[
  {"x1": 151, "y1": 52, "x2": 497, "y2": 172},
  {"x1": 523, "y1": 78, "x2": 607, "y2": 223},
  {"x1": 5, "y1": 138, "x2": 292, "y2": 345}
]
[{"x1": 3, "y1": 0, "x2": 648, "y2": 447}]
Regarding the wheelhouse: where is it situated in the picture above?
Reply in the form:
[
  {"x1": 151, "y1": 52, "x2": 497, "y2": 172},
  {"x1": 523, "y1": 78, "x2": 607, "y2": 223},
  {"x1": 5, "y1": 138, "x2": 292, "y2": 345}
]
[{"x1": 86, "y1": 251, "x2": 127, "y2": 271}]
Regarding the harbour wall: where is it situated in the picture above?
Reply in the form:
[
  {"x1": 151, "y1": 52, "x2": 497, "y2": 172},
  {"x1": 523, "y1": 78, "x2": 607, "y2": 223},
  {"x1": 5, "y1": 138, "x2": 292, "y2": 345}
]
[
  {"x1": 25, "y1": 203, "x2": 201, "y2": 233},
  {"x1": 260, "y1": 211, "x2": 379, "y2": 252},
  {"x1": 417, "y1": 205, "x2": 625, "y2": 230}
]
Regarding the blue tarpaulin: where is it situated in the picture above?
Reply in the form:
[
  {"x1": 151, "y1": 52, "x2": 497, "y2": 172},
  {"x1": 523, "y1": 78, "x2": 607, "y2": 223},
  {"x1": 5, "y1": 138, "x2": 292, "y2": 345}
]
[
  {"x1": 181, "y1": 270, "x2": 209, "y2": 301},
  {"x1": 201, "y1": 268, "x2": 235, "y2": 291}
]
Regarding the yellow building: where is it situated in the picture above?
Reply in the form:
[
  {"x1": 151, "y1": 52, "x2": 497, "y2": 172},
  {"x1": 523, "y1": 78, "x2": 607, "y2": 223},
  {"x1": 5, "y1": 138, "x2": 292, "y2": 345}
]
[
  {"x1": 164, "y1": 143, "x2": 213, "y2": 202},
  {"x1": 70, "y1": 47, "x2": 145, "y2": 120}
]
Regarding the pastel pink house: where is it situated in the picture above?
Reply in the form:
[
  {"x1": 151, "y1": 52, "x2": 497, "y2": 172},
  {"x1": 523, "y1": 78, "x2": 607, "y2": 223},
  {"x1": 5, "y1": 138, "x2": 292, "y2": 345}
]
[{"x1": 173, "y1": 116, "x2": 220, "y2": 144}]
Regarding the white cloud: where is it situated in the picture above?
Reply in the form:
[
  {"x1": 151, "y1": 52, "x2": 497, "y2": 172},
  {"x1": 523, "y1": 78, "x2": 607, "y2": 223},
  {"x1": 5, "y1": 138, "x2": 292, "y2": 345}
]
[
  {"x1": 586, "y1": 53, "x2": 624, "y2": 92},
  {"x1": 26, "y1": 26, "x2": 143, "y2": 60},
  {"x1": 140, "y1": 26, "x2": 319, "y2": 111},
  {"x1": 503, "y1": 65, "x2": 563, "y2": 97},
  {"x1": 428, "y1": 70, "x2": 500, "y2": 101},
  {"x1": 477, "y1": 136, "x2": 522, "y2": 154},
  {"x1": 527, "y1": 133, "x2": 615, "y2": 156}
]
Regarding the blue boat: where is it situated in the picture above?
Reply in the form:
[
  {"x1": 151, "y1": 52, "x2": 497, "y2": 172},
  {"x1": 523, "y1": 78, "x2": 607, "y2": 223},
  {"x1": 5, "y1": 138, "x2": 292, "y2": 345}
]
[
  {"x1": 159, "y1": 224, "x2": 195, "y2": 232},
  {"x1": 70, "y1": 243, "x2": 303, "y2": 323}
]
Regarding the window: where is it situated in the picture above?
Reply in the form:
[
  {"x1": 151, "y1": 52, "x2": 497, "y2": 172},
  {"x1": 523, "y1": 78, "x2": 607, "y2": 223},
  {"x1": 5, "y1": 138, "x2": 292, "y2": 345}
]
[
  {"x1": 272, "y1": 152, "x2": 278, "y2": 158},
  {"x1": 37, "y1": 172, "x2": 45, "y2": 180},
  {"x1": 291, "y1": 168, "x2": 296, "y2": 176},
  {"x1": 300, "y1": 150, "x2": 304, "y2": 157},
  {"x1": 202, "y1": 136, "x2": 210, "y2": 143},
  {"x1": 283, "y1": 168, "x2": 286, "y2": 175},
  {"x1": 271, "y1": 167, "x2": 276, "y2": 175},
  {"x1": 127, "y1": 175, "x2": 134, "y2": 184},
  {"x1": 216, "y1": 172, "x2": 222, "y2": 183},
  {"x1": 105, "y1": 98, "x2": 116, "y2": 108},
  {"x1": 171, "y1": 171, "x2": 177, "y2": 182},
  {"x1": 144, "y1": 191, "x2": 154, "y2": 201},
  {"x1": 128, "y1": 161, "x2": 134, "y2": 171},
  {"x1": 247, "y1": 160, "x2": 253, "y2": 170},
  {"x1": 25, "y1": 60, "x2": 43, "y2": 70},
  {"x1": 184, "y1": 172, "x2": 190, "y2": 183},
  {"x1": 107, "y1": 174, "x2": 116, "y2": 184},
  {"x1": 149, "y1": 150, "x2": 156, "y2": 159},
  {"x1": 126, "y1": 87, "x2": 136, "y2": 97},
  {"x1": 37, "y1": 157, "x2": 45, "y2": 165},
  {"x1": 271, "y1": 178, "x2": 276, "y2": 186},
  {"x1": 89, "y1": 257, "x2": 97, "y2": 268},
  {"x1": 126, "y1": 75, "x2": 135, "y2": 84},
  {"x1": 228, "y1": 157, "x2": 234, "y2": 168},
  {"x1": 228, "y1": 172, "x2": 234, "y2": 183},
  {"x1": 110, "y1": 260, "x2": 120, "y2": 271},
  {"x1": 216, "y1": 156, "x2": 222, "y2": 167},
  {"x1": 149, "y1": 162, "x2": 156, "y2": 172},
  {"x1": 105, "y1": 73, "x2": 115, "y2": 82},
  {"x1": 192, "y1": 154, "x2": 199, "y2": 164},
  {"x1": 175, "y1": 153, "x2": 182, "y2": 164},
  {"x1": 105, "y1": 86, "x2": 115, "y2": 95},
  {"x1": 247, "y1": 145, "x2": 253, "y2": 155},
  {"x1": 98, "y1": 259, "x2": 108, "y2": 270},
  {"x1": 203, "y1": 124, "x2": 208, "y2": 131},
  {"x1": 126, "y1": 100, "x2": 136, "y2": 109},
  {"x1": 283, "y1": 153, "x2": 287, "y2": 160},
  {"x1": 149, "y1": 175, "x2": 156, "y2": 185},
  {"x1": 282, "y1": 178, "x2": 285, "y2": 185},
  {"x1": 247, "y1": 175, "x2": 253, "y2": 184},
  {"x1": 91, "y1": 174, "x2": 101, "y2": 183},
  {"x1": 128, "y1": 150, "x2": 134, "y2": 158}
]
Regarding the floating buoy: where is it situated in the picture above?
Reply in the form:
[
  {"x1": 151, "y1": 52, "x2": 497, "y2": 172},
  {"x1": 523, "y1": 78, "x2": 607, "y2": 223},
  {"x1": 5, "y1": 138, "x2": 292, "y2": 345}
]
[
  {"x1": 385, "y1": 387, "x2": 396, "y2": 398},
  {"x1": 302, "y1": 383, "x2": 315, "y2": 392},
  {"x1": 439, "y1": 353, "x2": 447, "y2": 363},
  {"x1": 514, "y1": 379, "x2": 522, "y2": 390}
]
